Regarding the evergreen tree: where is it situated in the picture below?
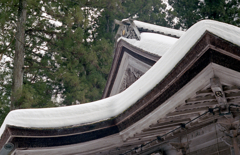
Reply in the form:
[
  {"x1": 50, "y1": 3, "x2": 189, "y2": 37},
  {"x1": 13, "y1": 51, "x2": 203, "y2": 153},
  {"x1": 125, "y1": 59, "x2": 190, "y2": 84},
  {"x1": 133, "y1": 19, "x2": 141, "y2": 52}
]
[
  {"x1": 168, "y1": 0, "x2": 240, "y2": 29},
  {"x1": 0, "y1": 0, "x2": 113, "y2": 112},
  {"x1": 122, "y1": 0, "x2": 168, "y2": 26}
]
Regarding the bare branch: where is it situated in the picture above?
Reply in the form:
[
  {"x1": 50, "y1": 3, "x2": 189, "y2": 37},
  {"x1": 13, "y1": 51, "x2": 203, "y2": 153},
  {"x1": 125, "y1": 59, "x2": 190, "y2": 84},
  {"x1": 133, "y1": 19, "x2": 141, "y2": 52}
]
[{"x1": 26, "y1": 29, "x2": 63, "y2": 35}]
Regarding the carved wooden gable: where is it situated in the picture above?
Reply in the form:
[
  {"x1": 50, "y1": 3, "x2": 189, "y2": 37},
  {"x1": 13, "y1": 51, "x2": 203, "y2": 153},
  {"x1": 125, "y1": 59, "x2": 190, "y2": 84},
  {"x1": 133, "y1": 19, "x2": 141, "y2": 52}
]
[
  {"x1": 102, "y1": 41, "x2": 160, "y2": 98},
  {"x1": 119, "y1": 66, "x2": 144, "y2": 92},
  {"x1": 103, "y1": 19, "x2": 181, "y2": 98},
  {"x1": 110, "y1": 52, "x2": 149, "y2": 96}
]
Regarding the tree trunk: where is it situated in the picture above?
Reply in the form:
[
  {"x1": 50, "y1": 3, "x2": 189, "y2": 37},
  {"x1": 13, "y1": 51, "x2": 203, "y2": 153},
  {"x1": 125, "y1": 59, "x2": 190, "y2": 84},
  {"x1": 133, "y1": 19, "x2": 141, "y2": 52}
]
[{"x1": 11, "y1": 0, "x2": 27, "y2": 110}]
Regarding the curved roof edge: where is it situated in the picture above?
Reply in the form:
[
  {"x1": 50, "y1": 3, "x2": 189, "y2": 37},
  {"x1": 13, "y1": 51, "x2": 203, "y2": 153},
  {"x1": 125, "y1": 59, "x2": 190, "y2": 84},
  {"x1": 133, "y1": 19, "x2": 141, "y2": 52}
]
[{"x1": 1, "y1": 20, "x2": 240, "y2": 138}]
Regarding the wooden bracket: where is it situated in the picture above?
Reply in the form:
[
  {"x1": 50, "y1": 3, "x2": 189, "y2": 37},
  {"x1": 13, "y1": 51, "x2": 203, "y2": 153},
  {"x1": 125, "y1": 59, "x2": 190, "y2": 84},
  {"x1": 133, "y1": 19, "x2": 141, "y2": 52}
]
[
  {"x1": 210, "y1": 77, "x2": 227, "y2": 106},
  {"x1": 170, "y1": 142, "x2": 190, "y2": 155}
]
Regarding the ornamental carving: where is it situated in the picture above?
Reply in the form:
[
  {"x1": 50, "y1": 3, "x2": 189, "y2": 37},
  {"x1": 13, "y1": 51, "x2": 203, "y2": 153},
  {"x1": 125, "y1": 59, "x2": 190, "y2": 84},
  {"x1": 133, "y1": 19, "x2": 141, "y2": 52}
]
[
  {"x1": 119, "y1": 66, "x2": 144, "y2": 93},
  {"x1": 121, "y1": 25, "x2": 138, "y2": 40}
]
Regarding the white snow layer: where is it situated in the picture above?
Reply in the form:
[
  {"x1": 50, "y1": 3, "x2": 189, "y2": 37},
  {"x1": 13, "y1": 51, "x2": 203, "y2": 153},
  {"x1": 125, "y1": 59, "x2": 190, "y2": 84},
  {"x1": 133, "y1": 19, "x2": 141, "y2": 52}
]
[
  {"x1": 134, "y1": 20, "x2": 185, "y2": 38},
  {"x1": 119, "y1": 32, "x2": 178, "y2": 56},
  {"x1": 1, "y1": 20, "x2": 240, "y2": 137}
]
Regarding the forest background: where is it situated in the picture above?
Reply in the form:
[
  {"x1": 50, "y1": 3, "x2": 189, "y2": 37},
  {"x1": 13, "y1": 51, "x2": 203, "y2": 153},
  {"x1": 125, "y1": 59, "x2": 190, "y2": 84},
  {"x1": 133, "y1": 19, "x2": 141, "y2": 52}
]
[{"x1": 0, "y1": 0, "x2": 240, "y2": 124}]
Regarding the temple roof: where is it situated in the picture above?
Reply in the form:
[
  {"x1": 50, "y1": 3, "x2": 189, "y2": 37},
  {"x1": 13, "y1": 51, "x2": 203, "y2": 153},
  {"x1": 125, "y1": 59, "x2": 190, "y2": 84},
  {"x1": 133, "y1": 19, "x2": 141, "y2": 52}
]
[
  {"x1": 1, "y1": 20, "x2": 240, "y2": 154},
  {"x1": 1, "y1": 20, "x2": 240, "y2": 135}
]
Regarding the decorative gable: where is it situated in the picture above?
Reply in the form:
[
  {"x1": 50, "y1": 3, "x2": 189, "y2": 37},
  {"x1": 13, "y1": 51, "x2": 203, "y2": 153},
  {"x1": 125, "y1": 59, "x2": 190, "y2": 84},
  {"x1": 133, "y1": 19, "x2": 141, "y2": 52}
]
[{"x1": 102, "y1": 41, "x2": 159, "y2": 98}]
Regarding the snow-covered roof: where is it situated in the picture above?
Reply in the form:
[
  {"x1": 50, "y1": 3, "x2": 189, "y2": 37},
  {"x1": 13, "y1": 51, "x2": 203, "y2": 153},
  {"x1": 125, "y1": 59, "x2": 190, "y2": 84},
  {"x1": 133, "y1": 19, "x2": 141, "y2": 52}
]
[
  {"x1": 118, "y1": 32, "x2": 178, "y2": 56},
  {"x1": 134, "y1": 20, "x2": 185, "y2": 38},
  {"x1": 1, "y1": 20, "x2": 240, "y2": 137}
]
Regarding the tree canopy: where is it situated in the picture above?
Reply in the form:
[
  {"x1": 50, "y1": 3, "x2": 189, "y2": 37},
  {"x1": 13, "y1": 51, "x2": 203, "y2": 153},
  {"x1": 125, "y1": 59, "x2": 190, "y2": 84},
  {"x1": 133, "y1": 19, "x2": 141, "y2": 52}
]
[
  {"x1": 0, "y1": 0, "x2": 114, "y2": 121},
  {"x1": 168, "y1": 0, "x2": 240, "y2": 29}
]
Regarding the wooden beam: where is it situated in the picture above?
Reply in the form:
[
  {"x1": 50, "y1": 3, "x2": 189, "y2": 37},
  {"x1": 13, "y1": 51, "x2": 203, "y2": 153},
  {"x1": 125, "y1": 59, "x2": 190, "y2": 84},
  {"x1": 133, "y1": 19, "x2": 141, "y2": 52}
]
[
  {"x1": 223, "y1": 85, "x2": 240, "y2": 93},
  {"x1": 150, "y1": 119, "x2": 190, "y2": 128},
  {"x1": 114, "y1": 19, "x2": 124, "y2": 26},
  {"x1": 143, "y1": 126, "x2": 177, "y2": 133},
  {"x1": 185, "y1": 96, "x2": 216, "y2": 104},
  {"x1": 190, "y1": 115, "x2": 222, "y2": 127},
  {"x1": 176, "y1": 102, "x2": 217, "y2": 111},
  {"x1": 225, "y1": 91, "x2": 240, "y2": 99},
  {"x1": 129, "y1": 19, "x2": 141, "y2": 40},
  {"x1": 133, "y1": 129, "x2": 173, "y2": 140},
  {"x1": 158, "y1": 116, "x2": 195, "y2": 124},
  {"x1": 228, "y1": 98, "x2": 240, "y2": 104},
  {"x1": 196, "y1": 88, "x2": 213, "y2": 96},
  {"x1": 123, "y1": 139, "x2": 148, "y2": 147},
  {"x1": 166, "y1": 107, "x2": 208, "y2": 117}
]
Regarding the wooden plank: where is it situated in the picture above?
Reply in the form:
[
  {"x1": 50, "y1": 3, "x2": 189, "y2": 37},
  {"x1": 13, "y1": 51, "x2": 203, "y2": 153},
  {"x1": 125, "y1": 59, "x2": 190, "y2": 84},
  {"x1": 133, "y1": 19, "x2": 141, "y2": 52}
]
[
  {"x1": 176, "y1": 102, "x2": 217, "y2": 110},
  {"x1": 150, "y1": 119, "x2": 190, "y2": 128},
  {"x1": 143, "y1": 126, "x2": 177, "y2": 133},
  {"x1": 133, "y1": 128, "x2": 173, "y2": 140},
  {"x1": 223, "y1": 85, "x2": 240, "y2": 93},
  {"x1": 225, "y1": 91, "x2": 240, "y2": 98},
  {"x1": 190, "y1": 115, "x2": 222, "y2": 127},
  {"x1": 114, "y1": 19, "x2": 124, "y2": 26},
  {"x1": 123, "y1": 139, "x2": 148, "y2": 147},
  {"x1": 129, "y1": 19, "x2": 141, "y2": 40},
  {"x1": 228, "y1": 98, "x2": 240, "y2": 103},
  {"x1": 166, "y1": 107, "x2": 208, "y2": 117},
  {"x1": 196, "y1": 88, "x2": 213, "y2": 96},
  {"x1": 161, "y1": 114, "x2": 200, "y2": 123},
  {"x1": 197, "y1": 114, "x2": 222, "y2": 123},
  {"x1": 186, "y1": 96, "x2": 216, "y2": 104}
]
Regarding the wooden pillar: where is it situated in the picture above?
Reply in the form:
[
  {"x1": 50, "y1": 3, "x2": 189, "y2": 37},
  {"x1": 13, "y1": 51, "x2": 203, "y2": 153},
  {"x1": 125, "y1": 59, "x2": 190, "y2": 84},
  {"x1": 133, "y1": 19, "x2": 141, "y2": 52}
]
[
  {"x1": 232, "y1": 137, "x2": 240, "y2": 155},
  {"x1": 218, "y1": 120, "x2": 240, "y2": 155}
]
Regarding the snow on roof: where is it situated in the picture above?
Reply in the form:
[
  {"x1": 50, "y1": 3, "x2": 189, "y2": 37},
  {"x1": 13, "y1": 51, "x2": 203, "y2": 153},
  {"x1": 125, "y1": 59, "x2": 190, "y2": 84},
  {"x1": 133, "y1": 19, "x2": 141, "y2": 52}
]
[
  {"x1": 118, "y1": 32, "x2": 178, "y2": 56},
  {"x1": 134, "y1": 20, "x2": 185, "y2": 38},
  {"x1": 1, "y1": 20, "x2": 240, "y2": 137}
]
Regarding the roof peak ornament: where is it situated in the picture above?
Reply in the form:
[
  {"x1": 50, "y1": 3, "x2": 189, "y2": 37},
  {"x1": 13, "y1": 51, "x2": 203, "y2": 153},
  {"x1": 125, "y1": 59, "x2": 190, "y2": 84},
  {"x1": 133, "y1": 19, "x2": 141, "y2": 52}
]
[{"x1": 114, "y1": 18, "x2": 141, "y2": 41}]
